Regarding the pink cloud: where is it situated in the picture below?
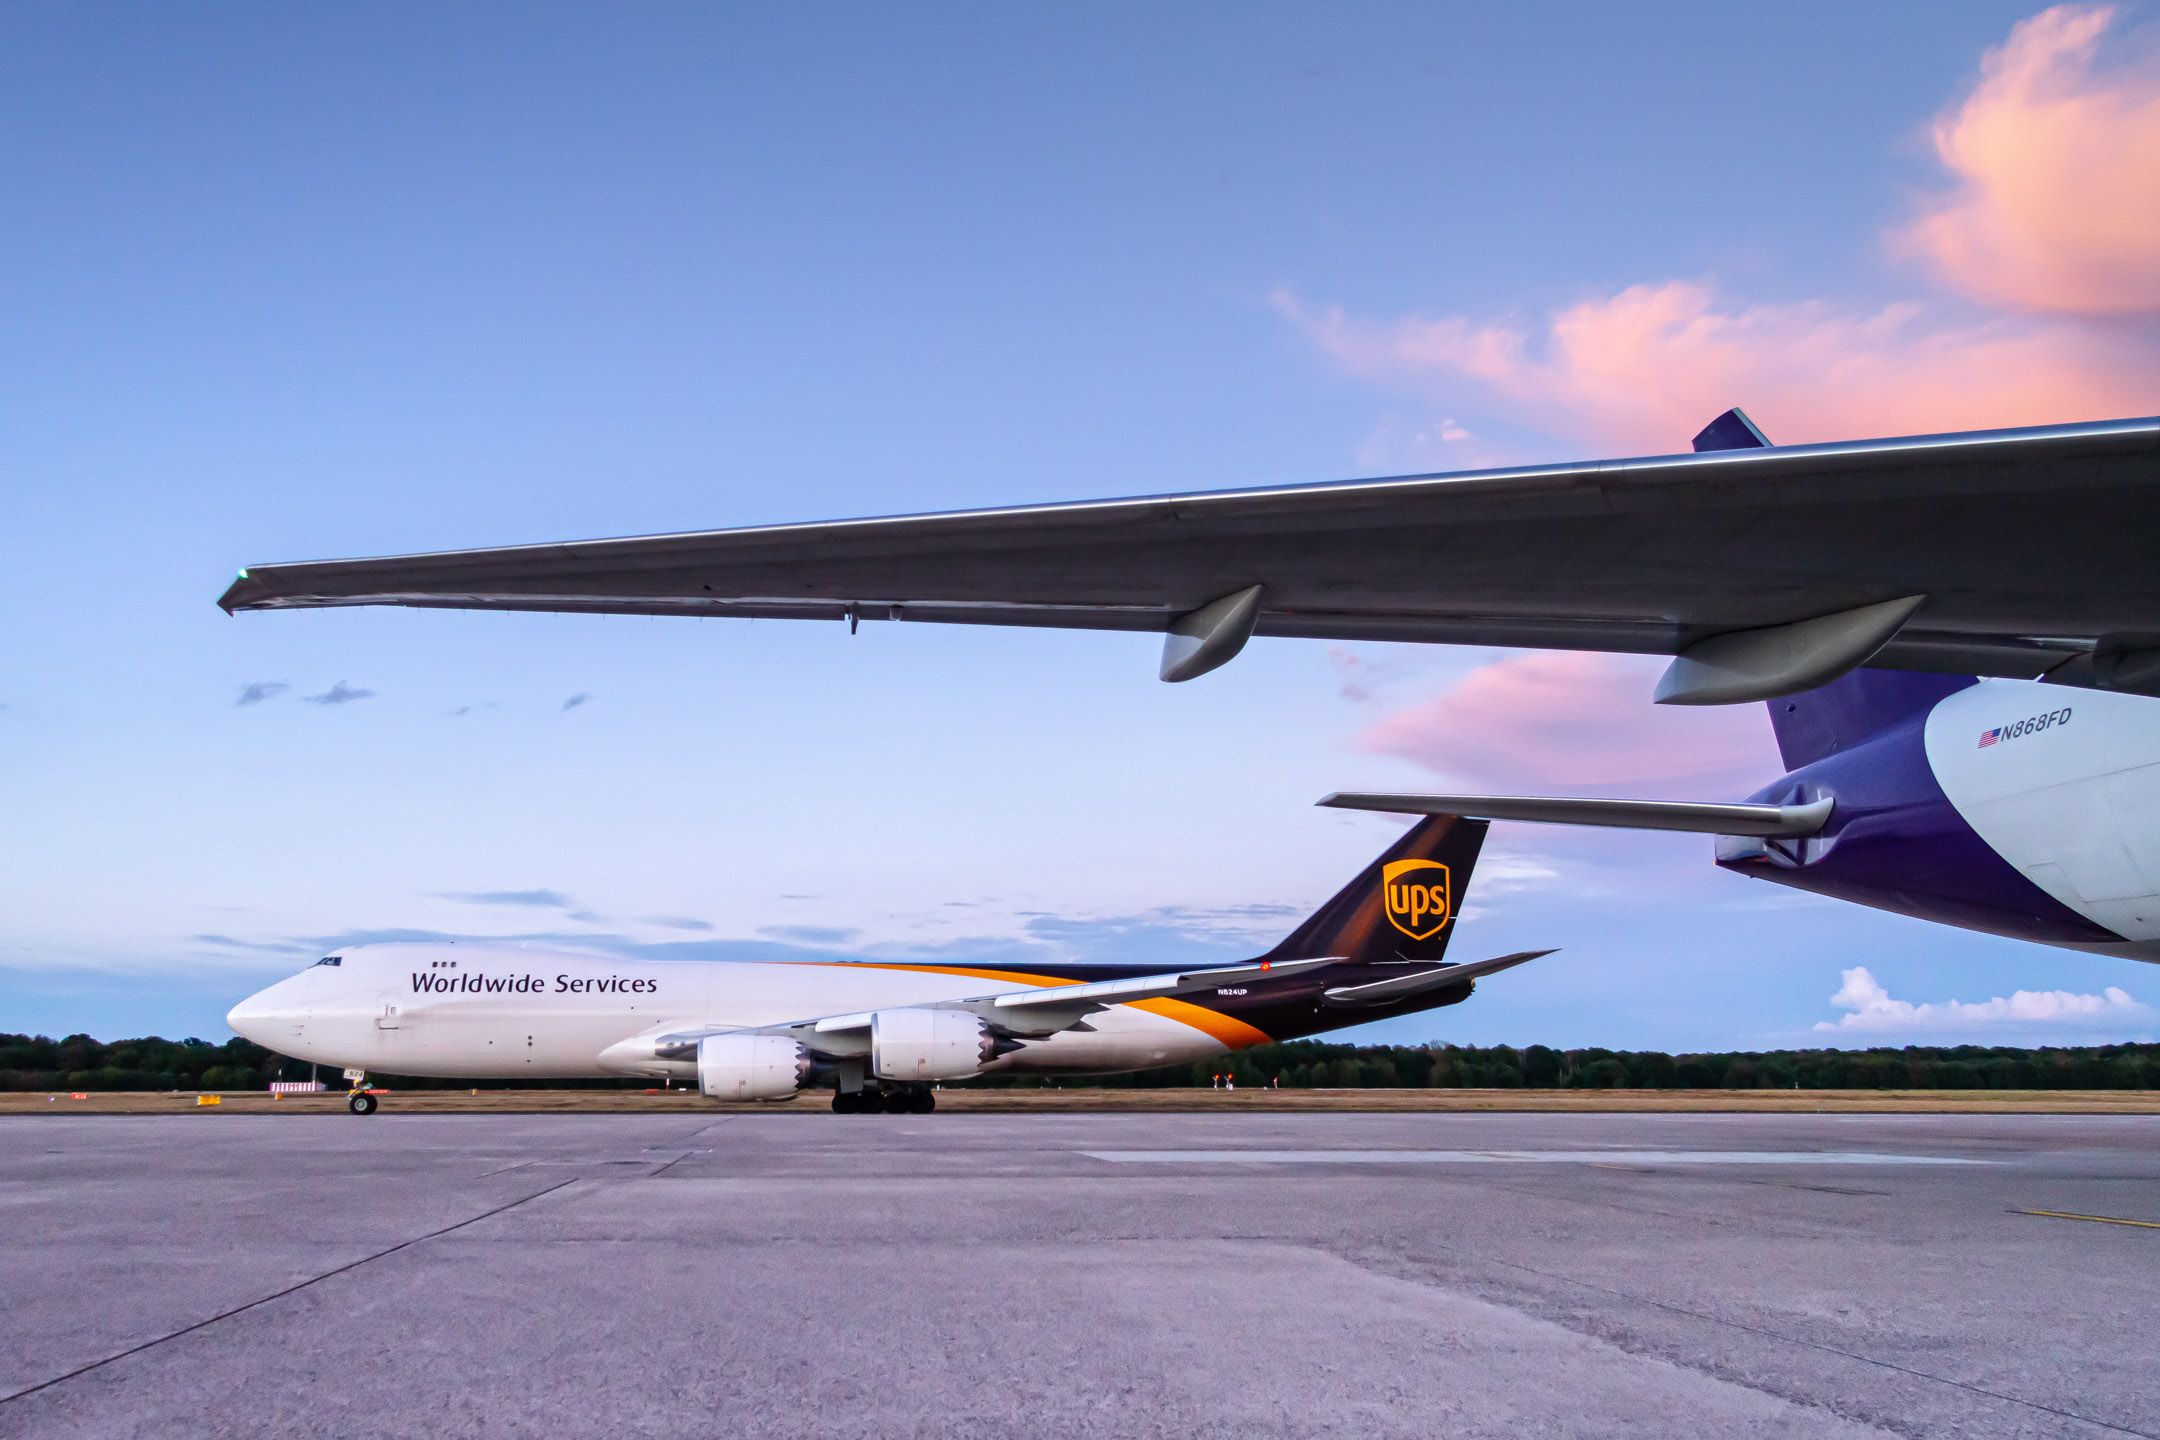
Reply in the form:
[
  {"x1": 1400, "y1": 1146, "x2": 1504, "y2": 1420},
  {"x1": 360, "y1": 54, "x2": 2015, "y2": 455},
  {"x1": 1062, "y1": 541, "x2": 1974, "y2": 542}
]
[
  {"x1": 1275, "y1": 280, "x2": 2157, "y2": 455},
  {"x1": 1357, "y1": 652, "x2": 1780, "y2": 795},
  {"x1": 1275, "y1": 6, "x2": 2160, "y2": 457},
  {"x1": 1326, "y1": 645, "x2": 1374, "y2": 702},
  {"x1": 1900, "y1": 5, "x2": 2160, "y2": 316}
]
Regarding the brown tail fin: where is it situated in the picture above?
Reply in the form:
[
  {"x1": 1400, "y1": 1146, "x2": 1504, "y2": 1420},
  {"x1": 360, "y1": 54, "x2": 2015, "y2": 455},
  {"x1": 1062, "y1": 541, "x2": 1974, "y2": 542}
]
[{"x1": 1263, "y1": 815, "x2": 1488, "y2": 966}]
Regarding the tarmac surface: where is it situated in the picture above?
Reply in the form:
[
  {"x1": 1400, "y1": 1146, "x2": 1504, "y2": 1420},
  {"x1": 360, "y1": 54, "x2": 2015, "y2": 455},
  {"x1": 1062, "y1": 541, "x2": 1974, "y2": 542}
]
[
  {"x1": 15, "y1": 1085, "x2": 2160, "y2": 1113},
  {"x1": 1, "y1": 1111, "x2": 2155, "y2": 1439}
]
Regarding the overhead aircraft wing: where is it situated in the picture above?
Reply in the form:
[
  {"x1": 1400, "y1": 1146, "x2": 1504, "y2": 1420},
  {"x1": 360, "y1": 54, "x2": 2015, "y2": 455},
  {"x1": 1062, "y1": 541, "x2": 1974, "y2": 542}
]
[{"x1": 216, "y1": 415, "x2": 2160, "y2": 698}]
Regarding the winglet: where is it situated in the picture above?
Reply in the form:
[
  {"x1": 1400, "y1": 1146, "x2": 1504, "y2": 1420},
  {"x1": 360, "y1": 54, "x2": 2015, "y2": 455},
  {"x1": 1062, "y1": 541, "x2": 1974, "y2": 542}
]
[{"x1": 1691, "y1": 408, "x2": 1772, "y2": 453}]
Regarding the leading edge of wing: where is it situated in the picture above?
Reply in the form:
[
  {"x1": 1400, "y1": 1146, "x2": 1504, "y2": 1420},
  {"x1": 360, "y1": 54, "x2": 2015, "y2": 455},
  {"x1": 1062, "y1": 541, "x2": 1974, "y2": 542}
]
[
  {"x1": 217, "y1": 415, "x2": 2160, "y2": 613},
  {"x1": 781, "y1": 956, "x2": 1337, "y2": 1036}
]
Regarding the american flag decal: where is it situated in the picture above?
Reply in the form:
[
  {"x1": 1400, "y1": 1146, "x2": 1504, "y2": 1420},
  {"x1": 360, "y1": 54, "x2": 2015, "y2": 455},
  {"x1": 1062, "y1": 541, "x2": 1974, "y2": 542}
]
[{"x1": 1977, "y1": 728, "x2": 2002, "y2": 748}]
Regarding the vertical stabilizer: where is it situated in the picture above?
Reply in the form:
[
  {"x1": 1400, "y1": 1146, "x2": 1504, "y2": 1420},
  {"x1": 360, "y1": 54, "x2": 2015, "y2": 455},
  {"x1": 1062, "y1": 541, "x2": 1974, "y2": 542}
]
[
  {"x1": 1768, "y1": 669, "x2": 1978, "y2": 769},
  {"x1": 1692, "y1": 408, "x2": 1772, "y2": 452},
  {"x1": 1264, "y1": 815, "x2": 1488, "y2": 966}
]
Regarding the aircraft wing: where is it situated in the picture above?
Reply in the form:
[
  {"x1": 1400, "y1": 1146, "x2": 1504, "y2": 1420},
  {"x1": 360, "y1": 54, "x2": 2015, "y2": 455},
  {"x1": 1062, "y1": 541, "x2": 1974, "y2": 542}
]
[
  {"x1": 215, "y1": 415, "x2": 2160, "y2": 696},
  {"x1": 645, "y1": 956, "x2": 1338, "y2": 1057},
  {"x1": 775, "y1": 956, "x2": 1337, "y2": 1043}
]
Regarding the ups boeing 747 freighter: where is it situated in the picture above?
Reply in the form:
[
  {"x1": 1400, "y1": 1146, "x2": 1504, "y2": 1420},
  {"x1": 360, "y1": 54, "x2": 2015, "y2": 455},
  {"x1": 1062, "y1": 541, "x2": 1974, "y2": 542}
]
[{"x1": 227, "y1": 814, "x2": 1550, "y2": 1114}]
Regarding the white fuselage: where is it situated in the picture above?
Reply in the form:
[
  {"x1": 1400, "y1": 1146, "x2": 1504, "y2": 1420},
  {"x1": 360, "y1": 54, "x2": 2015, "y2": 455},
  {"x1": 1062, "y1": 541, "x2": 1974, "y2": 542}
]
[
  {"x1": 225, "y1": 945, "x2": 1233, "y2": 1081},
  {"x1": 1927, "y1": 681, "x2": 2160, "y2": 953}
]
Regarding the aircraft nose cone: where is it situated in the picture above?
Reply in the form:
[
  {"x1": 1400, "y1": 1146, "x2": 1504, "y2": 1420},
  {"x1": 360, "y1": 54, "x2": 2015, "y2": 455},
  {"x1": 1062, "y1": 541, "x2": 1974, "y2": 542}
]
[{"x1": 226, "y1": 991, "x2": 273, "y2": 1042}]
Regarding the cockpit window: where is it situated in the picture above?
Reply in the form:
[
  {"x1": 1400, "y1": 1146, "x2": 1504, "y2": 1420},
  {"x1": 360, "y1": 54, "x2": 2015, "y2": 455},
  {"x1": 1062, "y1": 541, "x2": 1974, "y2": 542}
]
[{"x1": 315, "y1": 956, "x2": 342, "y2": 967}]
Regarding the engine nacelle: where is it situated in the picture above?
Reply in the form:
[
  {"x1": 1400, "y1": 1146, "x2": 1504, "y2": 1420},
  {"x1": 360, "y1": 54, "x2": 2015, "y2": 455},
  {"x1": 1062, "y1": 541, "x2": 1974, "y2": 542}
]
[
  {"x1": 698, "y1": 1034, "x2": 812, "y2": 1101},
  {"x1": 870, "y1": 1008, "x2": 998, "y2": 1082}
]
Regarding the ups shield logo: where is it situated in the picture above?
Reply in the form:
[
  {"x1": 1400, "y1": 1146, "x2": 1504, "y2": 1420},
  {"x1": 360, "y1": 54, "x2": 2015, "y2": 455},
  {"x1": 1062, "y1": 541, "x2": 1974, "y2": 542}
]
[{"x1": 1383, "y1": 859, "x2": 1452, "y2": 941}]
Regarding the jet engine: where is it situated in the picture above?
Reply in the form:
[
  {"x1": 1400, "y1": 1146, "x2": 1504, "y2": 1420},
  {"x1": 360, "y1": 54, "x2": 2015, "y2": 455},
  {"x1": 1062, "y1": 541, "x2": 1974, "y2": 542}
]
[
  {"x1": 698, "y1": 1034, "x2": 813, "y2": 1101},
  {"x1": 870, "y1": 1008, "x2": 1001, "y2": 1082}
]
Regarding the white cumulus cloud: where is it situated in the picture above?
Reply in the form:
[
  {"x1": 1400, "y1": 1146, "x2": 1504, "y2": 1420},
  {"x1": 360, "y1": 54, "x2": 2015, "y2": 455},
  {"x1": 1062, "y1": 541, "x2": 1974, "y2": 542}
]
[{"x1": 1814, "y1": 965, "x2": 2151, "y2": 1035}]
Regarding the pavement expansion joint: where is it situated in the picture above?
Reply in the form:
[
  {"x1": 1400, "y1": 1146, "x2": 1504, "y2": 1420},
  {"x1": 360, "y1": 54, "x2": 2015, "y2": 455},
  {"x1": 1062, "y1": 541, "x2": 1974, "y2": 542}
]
[
  {"x1": 1372, "y1": 1239, "x2": 2159, "y2": 1440},
  {"x1": 0, "y1": 1177, "x2": 580, "y2": 1408}
]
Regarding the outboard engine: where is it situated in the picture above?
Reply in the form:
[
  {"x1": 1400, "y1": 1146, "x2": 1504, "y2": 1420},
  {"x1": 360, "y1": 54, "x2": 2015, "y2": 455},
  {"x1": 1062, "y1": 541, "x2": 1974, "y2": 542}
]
[
  {"x1": 869, "y1": 1009, "x2": 1001, "y2": 1082},
  {"x1": 698, "y1": 1035, "x2": 813, "y2": 1101}
]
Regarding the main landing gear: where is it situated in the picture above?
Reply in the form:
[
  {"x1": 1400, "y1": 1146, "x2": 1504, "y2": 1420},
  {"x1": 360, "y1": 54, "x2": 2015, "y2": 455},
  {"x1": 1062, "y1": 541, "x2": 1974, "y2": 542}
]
[{"x1": 832, "y1": 1086, "x2": 935, "y2": 1115}]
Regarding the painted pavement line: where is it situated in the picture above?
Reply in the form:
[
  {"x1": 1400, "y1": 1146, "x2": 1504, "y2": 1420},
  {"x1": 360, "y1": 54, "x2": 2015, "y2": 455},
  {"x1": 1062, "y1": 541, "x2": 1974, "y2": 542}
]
[
  {"x1": 2018, "y1": 1208, "x2": 2160, "y2": 1229},
  {"x1": 1082, "y1": 1149, "x2": 1993, "y2": 1165}
]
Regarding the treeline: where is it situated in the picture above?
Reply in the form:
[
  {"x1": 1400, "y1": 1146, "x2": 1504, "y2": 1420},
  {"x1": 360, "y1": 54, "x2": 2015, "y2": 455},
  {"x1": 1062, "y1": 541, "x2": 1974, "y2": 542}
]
[
  {"x1": 0, "y1": 1033, "x2": 649, "y2": 1092},
  {"x1": 956, "y1": 1039, "x2": 2160, "y2": 1091},
  {"x1": 2, "y1": 1033, "x2": 284, "y2": 1093},
  {"x1": 7, "y1": 1031, "x2": 2160, "y2": 1092}
]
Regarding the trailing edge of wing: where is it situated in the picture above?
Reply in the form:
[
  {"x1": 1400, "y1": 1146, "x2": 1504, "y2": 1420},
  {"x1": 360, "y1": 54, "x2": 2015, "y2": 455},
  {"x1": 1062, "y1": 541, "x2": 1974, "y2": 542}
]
[{"x1": 1318, "y1": 793, "x2": 1834, "y2": 837}]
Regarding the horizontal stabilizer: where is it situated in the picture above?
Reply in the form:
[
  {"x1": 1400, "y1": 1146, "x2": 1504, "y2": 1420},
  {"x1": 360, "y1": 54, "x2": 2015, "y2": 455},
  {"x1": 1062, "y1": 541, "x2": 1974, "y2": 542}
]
[
  {"x1": 1321, "y1": 950, "x2": 1555, "y2": 1008},
  {"x1": 1318, "y1": 792, "x2": 1833, "y2": 838}
]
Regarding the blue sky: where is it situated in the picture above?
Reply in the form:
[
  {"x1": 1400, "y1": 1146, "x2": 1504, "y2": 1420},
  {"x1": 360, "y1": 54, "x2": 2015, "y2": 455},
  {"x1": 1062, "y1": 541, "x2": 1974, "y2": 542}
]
[{"x1": 5, "y1": 2, "x2": 2158, "y2": 1051}]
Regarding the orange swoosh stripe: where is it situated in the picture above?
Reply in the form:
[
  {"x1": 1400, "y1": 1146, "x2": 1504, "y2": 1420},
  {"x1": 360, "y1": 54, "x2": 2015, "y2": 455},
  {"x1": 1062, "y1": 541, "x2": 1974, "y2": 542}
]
[{"x1": 1129, "y1": 997, "x2": 1272, "y2": 1049}]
